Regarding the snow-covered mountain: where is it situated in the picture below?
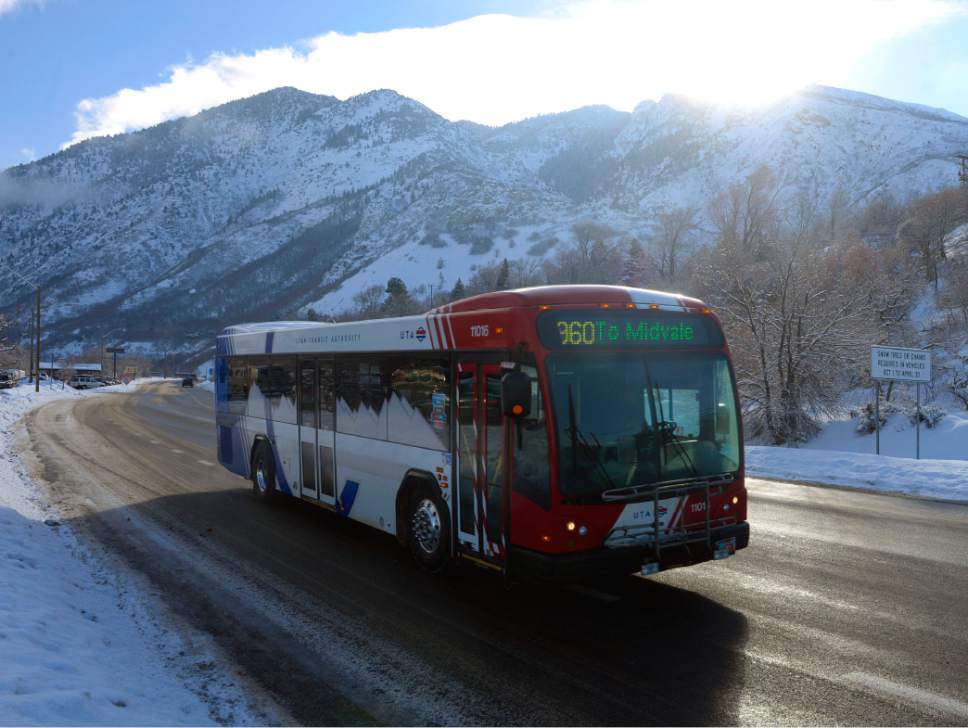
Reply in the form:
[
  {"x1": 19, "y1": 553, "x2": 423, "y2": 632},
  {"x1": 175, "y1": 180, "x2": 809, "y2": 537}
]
[{"x1": 2, "y1": 85, "x2": 967, "y2": 357}]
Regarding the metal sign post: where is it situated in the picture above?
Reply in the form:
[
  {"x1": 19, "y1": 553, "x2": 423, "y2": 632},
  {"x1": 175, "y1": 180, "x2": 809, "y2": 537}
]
[
  {"x1": 870, "y1": 346, "x2": 932, "y2": 458},
  {"x1": 916, "y1": 382, "x2": 921, "y2": 460},
  {"x1": 106, "y1": 346, "x2": 125, "y2": 381},
  {"x1": 874, "y1": 381, "x2": 880, "y2": 455}
]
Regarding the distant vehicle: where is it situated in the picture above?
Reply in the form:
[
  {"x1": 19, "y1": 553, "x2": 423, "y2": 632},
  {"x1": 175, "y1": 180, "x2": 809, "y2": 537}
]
[
  {"x1": 68, "y1": 375, "x2": 103, "y2": 390},
  {"x1": 0, "y1": 369, "x2": 20, "y2": 389},
  {"x1": 181, "y1": 376, "x2": 194, "y2": 387},
  {"x1": 214, "y1": 285, "x2": 748, "y2": 581}
]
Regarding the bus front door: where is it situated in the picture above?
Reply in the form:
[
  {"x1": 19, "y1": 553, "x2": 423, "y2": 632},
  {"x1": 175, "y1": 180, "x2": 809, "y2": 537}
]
[
  {"x1": 298, "y1": 359, "x2": 336, "y2": 507},
  {"x1": 456, "y1": 362, "x2": 507, "y2": 562}
]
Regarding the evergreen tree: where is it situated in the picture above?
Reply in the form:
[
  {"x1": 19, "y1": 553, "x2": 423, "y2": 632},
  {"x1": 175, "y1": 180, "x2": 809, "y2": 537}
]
[
  {"x1": 383, "y1": 277, "x2": 413, "y2": 315},
  {"x1": 306, "y1": 308, "x2": 320, "y2": 321},
  {"x1": 450, "y1": 278, "x2": 466, "y2": 302},
  {"x1": 496, "y1": 258, "x2": 510, "y2": 290},
  {"x1": 386, "y1": 276, "x2": 408, "y2": 298}
]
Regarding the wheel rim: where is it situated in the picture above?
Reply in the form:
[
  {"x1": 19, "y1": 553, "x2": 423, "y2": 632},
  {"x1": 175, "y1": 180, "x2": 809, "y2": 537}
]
[
  {"x1": 411, "y1": 498, "x2": 442, "y2": 554},
  {"x1": 255, "y1": 461, "x2": 267, "y2": 493}
]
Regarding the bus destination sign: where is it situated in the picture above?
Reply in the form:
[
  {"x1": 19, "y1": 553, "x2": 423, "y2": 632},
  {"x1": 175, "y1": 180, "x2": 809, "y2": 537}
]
[{"x1": 537, "y1": 310, "x2": 723, "y2": 349}]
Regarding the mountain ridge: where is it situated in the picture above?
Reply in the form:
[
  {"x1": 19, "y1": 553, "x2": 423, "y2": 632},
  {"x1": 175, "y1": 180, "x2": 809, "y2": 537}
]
[{"x1": 2, "y1": 84, "x2": 967, "y2": 359}]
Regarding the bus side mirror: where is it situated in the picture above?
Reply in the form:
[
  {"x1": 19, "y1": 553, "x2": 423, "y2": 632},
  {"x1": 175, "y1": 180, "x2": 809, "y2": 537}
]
[{"x1": 501, "y1": 371, "x2": 531, "y2": 418}]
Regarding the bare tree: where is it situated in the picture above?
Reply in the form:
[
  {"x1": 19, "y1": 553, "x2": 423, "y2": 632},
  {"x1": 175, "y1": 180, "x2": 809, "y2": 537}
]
[
  {"x1": 650, "y1": 205, "x2": 698, "y2": 281},
  {"x1": 709, "y1": 164, "x2": 783, "y2": 254},
  {"x1": 545, "y1": 222, "x2": 622, "y2": 284},
  {"x1": 693, "y1": 236, "x2": 881, "y2": 444},
  {"x1": 855, "y1": 192, "x2": 906, "y2": 247},
  {"x1": 351, "y1": 285, "x2": 384, "y2": 318},
  {"x1": 898, "y1": 187, "x2": 968, "y2": 291},
  {"x1": 465, "y1": 258, "x2": 545, "y2": 296}
]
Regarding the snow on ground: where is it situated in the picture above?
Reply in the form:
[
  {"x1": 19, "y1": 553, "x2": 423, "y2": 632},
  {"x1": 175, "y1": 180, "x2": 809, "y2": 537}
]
[
  {"x1": 803, "y1": 411, "x2": 968, "y2": 461},
  {"x1": 746, "y1": 445, "x2": 968, "y2": 502},
  {"x1": 0, "y1": 381, "x2": 273, "y2": 726},
  {"x1": 747, "y1": 400, "x2": 968, "y2": 501},
  {"x1": 747, "y1": 405, "x2": 968, "y2": 501}
]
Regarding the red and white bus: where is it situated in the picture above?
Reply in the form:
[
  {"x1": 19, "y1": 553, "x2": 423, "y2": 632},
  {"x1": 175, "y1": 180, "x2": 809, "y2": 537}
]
[{"x1": 215, "y1": 284, "x2": 747, "y2": 580}]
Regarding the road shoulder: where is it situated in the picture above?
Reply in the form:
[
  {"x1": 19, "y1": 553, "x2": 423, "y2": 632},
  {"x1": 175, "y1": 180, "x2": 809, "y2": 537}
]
[{"x1": 0, "y1": 384, "x2": 290, "y2": 726}]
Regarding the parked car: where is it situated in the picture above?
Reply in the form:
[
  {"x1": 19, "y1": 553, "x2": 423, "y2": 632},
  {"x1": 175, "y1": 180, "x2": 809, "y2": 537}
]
[
  {"x1": 0, "y1": 369, "x2": 20, "y2": 389},
  {"x1": 68, "y1": 375, "x2": 104, "y2": 390},
  {"x1": 181, "y1": 376, "x2": 194, "y2": 387}
]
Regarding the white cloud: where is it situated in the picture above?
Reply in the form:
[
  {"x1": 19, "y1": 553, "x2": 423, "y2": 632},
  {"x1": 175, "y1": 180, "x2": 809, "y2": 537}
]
[
  {"x1": 64, "y1": 0, "x2": 962, "y2": 147},
  {"x1": 0, "y1": 0, "x2": 42, "y2": 17},
  {"x1": 19, "y1": 147, "x2": 36, "y2": 162}
]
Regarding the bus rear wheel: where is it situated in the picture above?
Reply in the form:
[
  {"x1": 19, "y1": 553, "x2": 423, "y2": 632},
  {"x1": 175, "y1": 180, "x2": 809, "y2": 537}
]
[
  {"x1": 251, "y1": 441, "x2": 277, "y2": 504},
  {"x1": 408, "y1": 486, "x2": 450, "y2": 573}
]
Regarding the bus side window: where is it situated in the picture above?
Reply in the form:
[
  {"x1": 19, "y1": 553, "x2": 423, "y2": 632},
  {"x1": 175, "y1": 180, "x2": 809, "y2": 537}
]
[
  {"x1": 227, "y1": 357, "x2": 254, "y2": 416},
  {"x1": 318, "y1": 358, "x2": 335, "y2": 430},
  {"x1": 387, "y1": 358, "x2": 450, "y2": 450},
  {"x1": 336, "y1": 358, "x2": 388, "y2": 440},
  {"x1": 512, "y1": 365, "x2": 551, "y2": 510},
  {"x1": 259, "y1": 360, "x2": 297, "y2": 424}
]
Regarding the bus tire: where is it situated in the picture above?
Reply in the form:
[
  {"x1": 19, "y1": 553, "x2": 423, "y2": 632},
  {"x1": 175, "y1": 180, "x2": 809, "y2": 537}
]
[
  {"x1": 407, "y1": 485, "x2": 451, "y2": 573},
  {"x1": 251, "y1": 441, "x2": 277, "y2": 504}
]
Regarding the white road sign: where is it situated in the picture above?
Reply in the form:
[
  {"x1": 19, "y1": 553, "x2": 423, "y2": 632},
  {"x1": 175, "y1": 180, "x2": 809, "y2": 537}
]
[{"x1": 871, "y1": 346, "x2": 931, "y2": 383}]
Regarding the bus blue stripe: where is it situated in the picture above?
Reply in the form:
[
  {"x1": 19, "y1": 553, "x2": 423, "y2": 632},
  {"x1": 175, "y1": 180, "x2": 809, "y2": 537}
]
[{"x1": 337, "y1": 480, "x2": 359, "y2": 517}]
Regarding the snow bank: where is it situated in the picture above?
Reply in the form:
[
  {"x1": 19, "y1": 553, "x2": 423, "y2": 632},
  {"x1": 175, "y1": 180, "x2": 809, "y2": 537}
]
[
  {"x1": 0, "y1": 381, "x2": 267, "y2": 725},
  {"x1": 803, "y1": 411, "x2": 968, "y2": 462},
  {"x1": 746, "y1": 446, "x2": 968, "y2": 501}
]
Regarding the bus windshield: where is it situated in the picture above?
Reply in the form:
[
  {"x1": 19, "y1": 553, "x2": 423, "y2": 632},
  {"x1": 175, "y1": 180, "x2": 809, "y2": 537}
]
[{"x1": 546, "y1": 352, "x2": 740, "y2": 500}]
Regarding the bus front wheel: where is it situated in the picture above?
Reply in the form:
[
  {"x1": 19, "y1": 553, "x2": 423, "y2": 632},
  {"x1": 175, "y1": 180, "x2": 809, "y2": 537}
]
[
  {"x1": 251, "y1": 441, "x2": 277, "y2": 504},
  {"x1": 407, "y1": 486, "x2": 450, "y2": 573}
]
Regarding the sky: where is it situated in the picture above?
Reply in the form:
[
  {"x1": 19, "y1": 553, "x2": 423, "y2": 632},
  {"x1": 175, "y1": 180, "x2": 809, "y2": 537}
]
[{"x1": 2, "y1": 0, "x2": 968, "y2": 171}]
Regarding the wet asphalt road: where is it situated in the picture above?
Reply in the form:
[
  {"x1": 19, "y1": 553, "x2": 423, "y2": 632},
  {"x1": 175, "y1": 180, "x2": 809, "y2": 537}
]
[{"x1": 21, "y1": 382, "x2": 968, "y2": 726}]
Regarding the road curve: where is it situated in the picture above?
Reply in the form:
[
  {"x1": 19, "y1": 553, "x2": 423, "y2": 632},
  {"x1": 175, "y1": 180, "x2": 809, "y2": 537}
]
[{"x1": 21, "y1": 382, "x2": 968, "y2": 726}]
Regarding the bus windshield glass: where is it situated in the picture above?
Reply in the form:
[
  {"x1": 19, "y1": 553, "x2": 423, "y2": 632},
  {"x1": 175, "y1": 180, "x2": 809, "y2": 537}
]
[{"x1": 546, "y1": 352, "x2": 740, "y2": 500}]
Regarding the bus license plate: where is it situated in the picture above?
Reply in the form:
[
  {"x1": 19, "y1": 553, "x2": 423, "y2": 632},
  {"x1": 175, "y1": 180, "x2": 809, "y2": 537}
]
[{"x1": 713, "y1": 537, "x2": 736, "y2": 560}]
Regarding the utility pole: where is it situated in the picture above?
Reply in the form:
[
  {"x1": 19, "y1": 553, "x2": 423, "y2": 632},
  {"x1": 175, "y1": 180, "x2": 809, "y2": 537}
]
[
  {"x1": 1, "y1": 264, "x2": 41, "y2": 393},
  {"x1": 27, "y1": 307, "x2": 34, "y2": 383},
  {"x1": 106, "y1": 346, "x2": 125, "y2": 381},
  {"x1": 34, "y1": 288, "x2": 40, "y2": 393}
]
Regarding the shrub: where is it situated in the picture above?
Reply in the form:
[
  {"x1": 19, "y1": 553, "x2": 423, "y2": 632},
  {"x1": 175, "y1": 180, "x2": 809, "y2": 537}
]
[
  {"x1": 855, "y1": 400, "x2": 900, "y2": 434},
  {"x1": 908, "y1": 404, "x2": 945, "y2": 429}
]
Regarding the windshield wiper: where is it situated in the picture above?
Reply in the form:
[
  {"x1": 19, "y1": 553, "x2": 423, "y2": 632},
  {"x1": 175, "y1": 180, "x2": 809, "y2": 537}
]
[
  {"x1": 658, "y1": 420, "x2": 699, "y2": 478},
  {"x1": 566, "y1": 384, "x2": 616, "y2": 490},
  {"x1": 642, "y1": 357, "x2": 699, "y2": 479}
]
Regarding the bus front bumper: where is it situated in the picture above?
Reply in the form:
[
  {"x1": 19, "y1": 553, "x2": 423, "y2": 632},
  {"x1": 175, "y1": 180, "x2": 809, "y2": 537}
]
[{"x1": 509, "y1": 521, "x2": 749, "y2": 582}]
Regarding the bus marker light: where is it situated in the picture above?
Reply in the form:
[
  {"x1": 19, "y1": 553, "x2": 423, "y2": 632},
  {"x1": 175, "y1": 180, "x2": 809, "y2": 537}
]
[
  {"x1": 495, "y1": 326, "x2": 505, "y2": 334},
  {"x1": 541, "y1": 534, "x2": 552, "y2": 543},
  {"x1": 511, "y1": 404, "x2": 524, "y2": 415},
  {"x1": 649, "y1": 303, "x2": 660, "y2": 310},
  {"x1": 702, "y1": 307, "x2": 713, "y2": 314},
  {"x1": 600, "y1": 303, "x2": 610, "y2": 308},
  {"x1": 626, "y1": 303, "x2": 636, "y2": 309}
]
